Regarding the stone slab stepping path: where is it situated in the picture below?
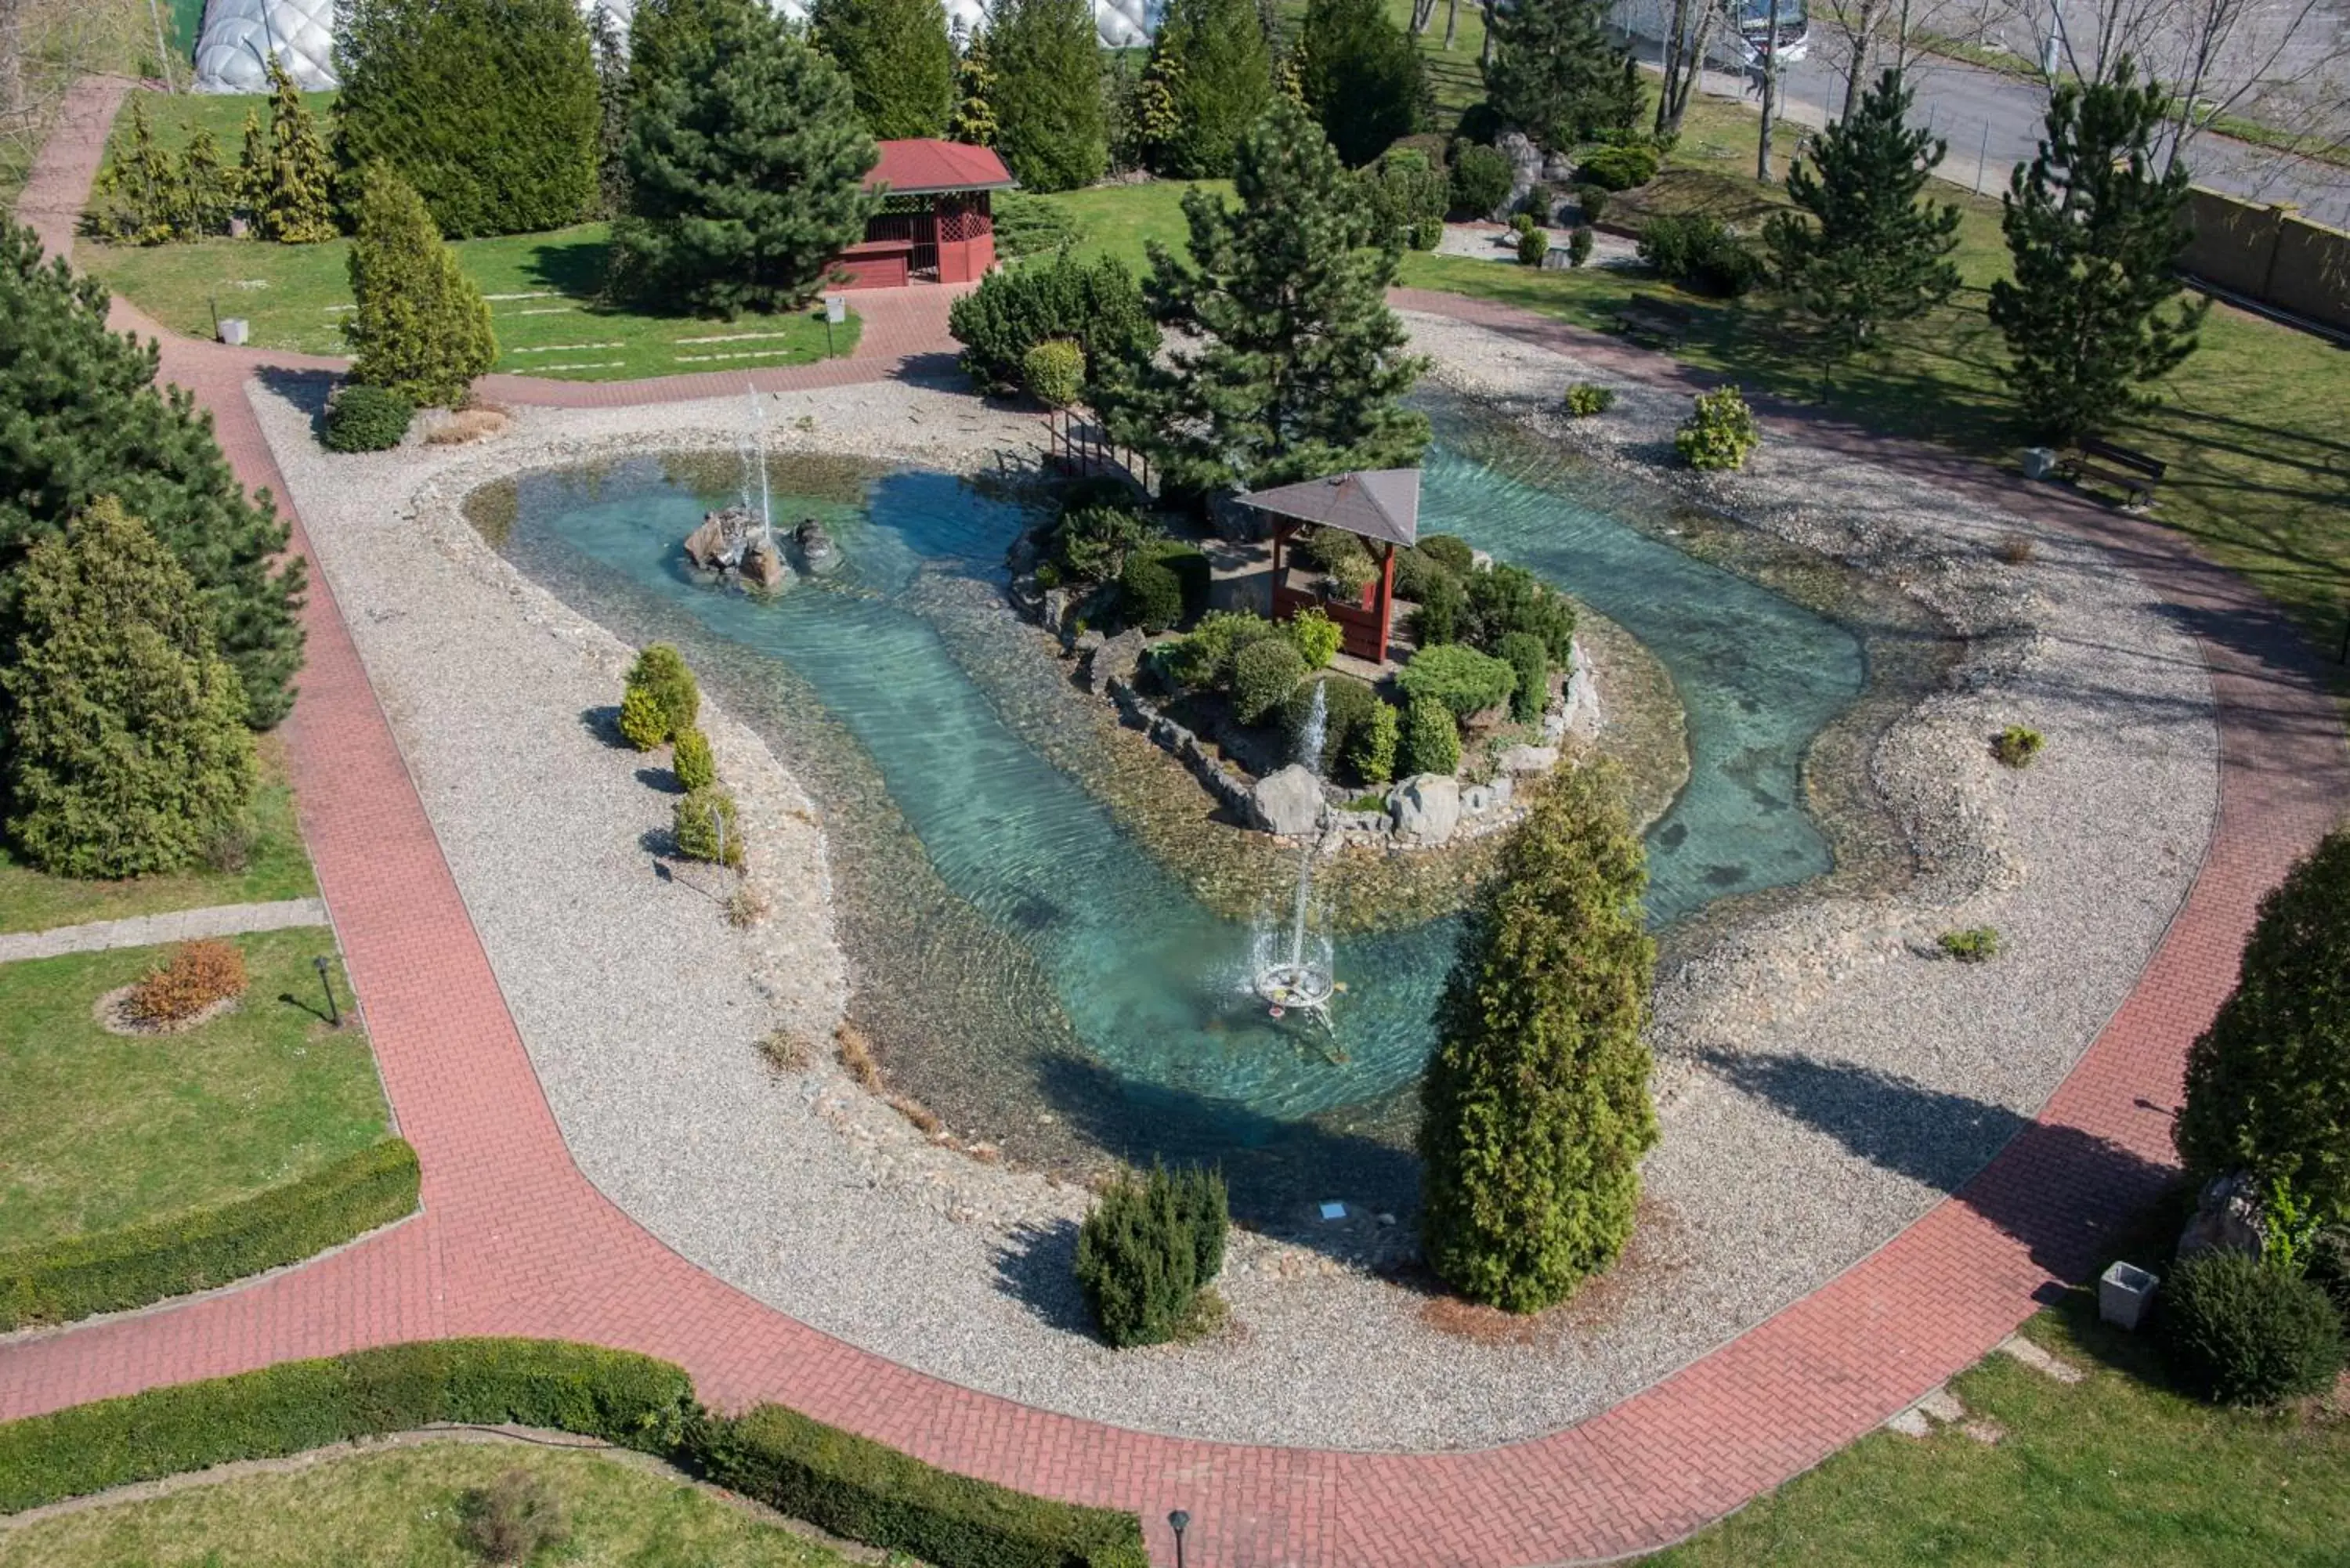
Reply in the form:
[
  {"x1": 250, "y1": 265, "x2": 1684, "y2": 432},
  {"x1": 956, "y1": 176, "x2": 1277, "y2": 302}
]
[{"x1": 0, "y1": 900, "x2": 332, "y2": 965}]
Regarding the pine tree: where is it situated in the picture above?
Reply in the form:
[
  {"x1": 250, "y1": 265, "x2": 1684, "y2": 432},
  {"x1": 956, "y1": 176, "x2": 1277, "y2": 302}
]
[
  {"x1": 988, "y1": 0, "x2": 1108, "y2": 192},
  {"x1": 1108, "y1": 99, "x2": 1429, "y2": 493},
  {"x1": 1481, "y1": 0, "x2": 1637, "y2": 151},
  {"x1": 615, "y1": 0, "x2": 880, "y2": 316},
  {"x1": 0, "y1": 222, "x2": 303, "y2": 727},
  {"x1": 344, "y1": 168, "x2": 499, "y2": 406},
  {"x1": 812, "y1": 0, "x2": 956, "y2": 140},
  {"x1": 949, "y1": 26, "x2": 1000, "y2": 145},
  {"x1": 1987, "y1": 59, "x2": 2206, "y2": 442},
  {"x1": 258, "y1": 57, "x2": 337, "y2": 244},
  {"x1": 0, "y1": 498, "x2": 257, "y2": 879},
  {"x1": 1763, "y1": 68, "x2": 1961, "y2": 362},
  {"x1": 2175, "y1": 829, "x2": 2350, "y2": 1222},
  {"x1": 181, "y1": 127, "x2": 237, "y2": 237},
  {"x1": 1299, "y1": 0, "x2": 1423, "y2": 166},
  {"x1": 88, "y1": 96, "x2": 184, "y2": 244},
  {"x1": 1418, "y1": 765, "x2": 1657, "y2": 1312},
  {"x1": 1146, "y1": 0, "x2": 1272, "y2": 179}
]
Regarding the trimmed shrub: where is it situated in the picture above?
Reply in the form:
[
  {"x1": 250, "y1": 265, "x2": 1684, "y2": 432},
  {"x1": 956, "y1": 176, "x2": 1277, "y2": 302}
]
[
  {"x1": 323, "y1": 384, "x2": 415, "y2": 451},
  {"x1": 1448, "y1": 143, "x2": 1513, "y2": 218},
  {"x1": 618, "y1": 684, "x2": 671, "y2": 752},
  {"x1": 1575, "y1": 183, "x2": 1608, "y2": 222},
  {"x1": 334, "y1": 0, "x2": 602, "y2": 238},
  {"x1": 1517, "y1": 226, "x2": 1550, "y2": 266},
  {"x1": 1409, "y1": 569, "x2": 1466, "y2": 646},
  {"x1": 625, "y1": 644, "x2": 700, "y2": 742},
  {"x1": 0, "y1": 1337, "x2": 695, "y2": 1510},
  {"x1": 1939, "y1": 926, "x2": 2001, "y2": 962},
  {"x1": 1350, "y1": 697, "x2": 1399, "y2": 784},
  {"x1": 1566, "y1": 382, "x2": 1614, "y2": 417},
  {"x1": 991, "y1": 191, "x2": 1083, "y2": 259},
  {"x1": 1119, "y1": 551, "x2": 1184, "y2": 634},
  {"x1": 1021, "y1": 338, "x2": 1087, "y2": 408},
  {"x1": 1072, "y1": 1162, "x2": 1228, "y2": 1348},
  {"x1": 1397, "y1": 642, "x2": 1517, "y2": 721},
  {"x1": 1391, "y1": 544, "x2": 1459, "y2": 605},
  {"x1": 1419, "y1": 533, "x2": 1477, "y2": 575},
  {"x1": 2176, "y1": 828, "x2": 2350, "y2": 1218},
  {"x1": 1285, "y1": 606, "x2": 1343, "y2": 670},
  {"x1": 1567, "y1": 225, "x2": 1594, "y2": 266},
  {"x1": 1412, "y1": 216, "x2": 1444, "y2": 251},
  {"x1": 1676, "y1": 386, "x2": 1759, "y2": 471},
  {"x1": 671, "y1": 727, "x2": 717, "y2": 792},
  {"x1": 949, "y1": 251, "x2": 1156, "y2": 396},
  {"x1": 1397, "y1": 695, "x2": 1461, "y2": 777},
  {"x1": 2160, "y1": 1249, "x2": 2346, "y2": 1406},
  {"x1": 342, "y1": 168, "x2": 497, "y2": 408},
  {"x1": 1280, "y1": 674, "x2": 1379, "y2": 779},
  {"x1": 1162, "y1": 609, "x2": 1278, "y2": 692},
  {"x1": 1231, "y1": 636, "x2": 1307, "y2": 725},
  {"x1": 1462, "y1": 562, "x2": 1576, "y2": 663},
  {"x1": 1361, "y1": 149, "x2": 1450, "y2": 248},
  {"x1": 1052, "y1": 501, "x2": 1156, "y2": 582},
  {"x1": 123, "y1": 939, "x2": 249, "y2": 1027},
  {"x1": 1993, "y1": 724, "x2": 2044, "y2": 767},
  {"x1": 1577, "y1": 143, "x2": 1658, "y2": 191},
  {"x1": 1143, "y1": 540, "x2": 1209, "y2": 622},
  {"x1": 0, "y1": 1139, "x2": 420, "y2": 1331},
  {"x1": 1520, "y1": 182, "x2": 1555, "y2": 222},
  {"x1": 1510, "y1": 211, "x2": 1537, "y2": 238},
  {"x1": 1499, "y1": 631, "x2": 1549, "y2": 724},
  {"x1": 1419, "y1": 765, "x2": 1655, "y2": 1310},
  {"x1": 673, "y1": 787, "x2": 743, "y2": 867},
  {"x1": 692, "y1": 1404, "x2": 1149, "y2": 1568},
  {"x1": 1640, "y1": 211, "x2": 1760, "y2": 296}
]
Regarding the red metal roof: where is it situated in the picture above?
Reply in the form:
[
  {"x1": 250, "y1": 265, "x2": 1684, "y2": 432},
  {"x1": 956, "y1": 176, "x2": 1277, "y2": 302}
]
[{"x1": 866, "y1": 140, "x2": 1018, "y2": 196}]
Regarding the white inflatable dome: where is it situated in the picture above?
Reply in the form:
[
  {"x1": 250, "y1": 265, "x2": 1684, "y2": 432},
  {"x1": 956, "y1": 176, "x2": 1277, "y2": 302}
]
[{"x1": 193, "y1": 0, "x2": 1164, "y2": 94}]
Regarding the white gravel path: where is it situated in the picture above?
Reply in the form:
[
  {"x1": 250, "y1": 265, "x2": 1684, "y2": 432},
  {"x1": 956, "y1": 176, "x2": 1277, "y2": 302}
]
[{"x1": 251, "y1": 312, "x2": 2215, "y2": 1451}]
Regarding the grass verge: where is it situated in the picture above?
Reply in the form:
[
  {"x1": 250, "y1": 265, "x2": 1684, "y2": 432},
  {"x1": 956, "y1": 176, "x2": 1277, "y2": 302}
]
[{"x1": 0, "y1": 735, "x2": 316, "y2": 935}]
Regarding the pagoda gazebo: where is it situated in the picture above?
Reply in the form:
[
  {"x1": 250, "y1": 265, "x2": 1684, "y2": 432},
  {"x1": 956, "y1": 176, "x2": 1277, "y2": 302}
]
[
  {"x1": 1239, "y1": 469, "x2": 1422, "y2": 666},
  {"x1": 833, "y1": 139, "x2": 1019, "y2": 289}
]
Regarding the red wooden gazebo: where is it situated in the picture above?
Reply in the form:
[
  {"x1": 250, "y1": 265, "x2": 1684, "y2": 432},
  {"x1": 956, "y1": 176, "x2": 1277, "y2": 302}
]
[
  {"x1": 832, "y1": 139, "x2": 1018, "y2": 289},
  {"x1": 1242, "y1": 469, "x2": 1423, "y2": 665}
]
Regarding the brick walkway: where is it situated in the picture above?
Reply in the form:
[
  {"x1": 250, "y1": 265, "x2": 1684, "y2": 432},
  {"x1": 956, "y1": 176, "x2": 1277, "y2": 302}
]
[{"x1": 5, "y1": 77, "x2": 2345, "y2": 1567}]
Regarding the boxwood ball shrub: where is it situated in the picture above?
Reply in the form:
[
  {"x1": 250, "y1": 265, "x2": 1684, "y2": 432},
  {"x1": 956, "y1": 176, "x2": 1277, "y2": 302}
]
[
  {"x1": 1993, "y1": 724, "x2": 2044, "y2": 767},
  {"x1": 624, "y1": 644, "x2": 700, "y2": 746},
  {"x1": 1577, "y1": 143, "x2": 1658, "y2": 191},
  {"x1": 671, "y1": 726, "x2": 717, "y2": 792},
  {"x1": 1020, "y1": 337, "x2": 1086, "y2": 408},
  {"x1": 1350, "y1": 697, "x2": 1400, "y2": 784},
  {"x1": 1118, "y1": 551, "x2": 1184, "y2": 634},
  {"x1": 673, "y1": 786, "x2": 743, "y2": 866},
  {"x1": 1499, "y1": 630, "x2": 1548, "y2": 723},
  {"x1": 1448, "y1": 142, "x2": 1513, "y2": 218},
  {"x1": 1284, "y1": 605, "x2": 1343, "y2": 670},
  {"x1": 1397, "y1": 642, "x2": 1517, "y2": 721},
  {"x1": 1072, "y1": 1162, "x2": 1228, "y2": 1348},
  {"x1": 1231, "y1": 635, "x2": 1307, "y2": 725},
  {"x1": 1566, "y1": 382, "x2": 1614, "y2": 417},
  {"x1": 1408, "y1": 569, "x2": 1466, "y2": 646},
  {"x1": 2160, "y1": 1249, "x2": 2346, "y2": 1405},
  {"x1": 1567, "y1": 225, "x2": 1594, "y2": 267},
  {"x1": 1517, "y1": 226, "x2": 1550, "y2": 267},
  {"x1": 1397, "y1": 695, "x2": 1461, "y2": 776},
  {"x1": 1676, "y1": 386, "x2": 1759, "y2": 471},
  {"x1": 322, "y1": 385, "x2": 414, "y2": 452},
  {"x1": 1574, "y1": 182, "x2": 1608, "y2": 222}
]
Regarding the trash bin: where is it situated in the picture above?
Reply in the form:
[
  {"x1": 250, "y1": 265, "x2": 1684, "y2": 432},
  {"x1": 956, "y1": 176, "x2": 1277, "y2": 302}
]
[
  {"x1": 219, "y1": 318, "x2": 249, "y2": 347},
  {"x1": 2099, "y1": 1259, "x2": 2159, "y2": 1330},
  {"x1": 2020, "y1": 446, "x2": 2059, "y2": 481}
]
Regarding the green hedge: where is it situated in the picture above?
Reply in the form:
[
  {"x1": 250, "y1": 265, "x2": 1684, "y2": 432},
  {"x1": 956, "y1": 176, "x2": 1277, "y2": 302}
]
[
  {"x1": 0, "y1": 1137, "x2": 421, "y2": 1332},
  {"x1": 693, "y1": 1404, "x2": 1148, "y2": 1568},
  {"x1": 0, "y1": 1339, "x2": 694, "y2": 1512}
]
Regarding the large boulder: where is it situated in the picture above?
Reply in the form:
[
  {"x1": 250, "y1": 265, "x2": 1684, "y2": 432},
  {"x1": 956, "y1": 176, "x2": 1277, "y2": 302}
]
[
  {"x1": 684, "y1": 508, "x2": 755, "y2": 570},
  {"x1": 794, "y1": 517, "x2": 840, "y2": 574},
  {"x1": 1498, "y1": 131, "x2": 1544, "y2": 215},
  {"x1": 741, "y1": 537, "x2": 787, "y2": 591},
  {"x1": 1087, "y1": 628, "x2": 1147, "y2": 694},
  {"x1": 1389, "y1": 774, "x2": 1462, "y2": 847},
  {"x1": 2177, "y1": 1172, "x2": 2266, "y2": 1261},
  {"x1": 1499, "y1": 744, "x2": 1558, "y2": 775},
  {"x1": 1249, "y1": 764, "x2": 1326, "y2": 837}
]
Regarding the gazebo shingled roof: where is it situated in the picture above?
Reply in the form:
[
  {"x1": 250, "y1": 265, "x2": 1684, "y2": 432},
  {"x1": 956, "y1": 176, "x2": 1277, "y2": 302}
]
[
  {"x1": 1236, "y1": 469, "x2": 1421, "y2": 549},
  {"x1": 866, "y1": 140, "x2": 1019, "y2": 197}
]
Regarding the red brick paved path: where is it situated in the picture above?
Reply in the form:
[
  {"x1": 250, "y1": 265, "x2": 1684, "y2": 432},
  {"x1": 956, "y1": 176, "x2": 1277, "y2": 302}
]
[{"x1": 6, "y1": 78, "x2": 2345, "y2": 1566}]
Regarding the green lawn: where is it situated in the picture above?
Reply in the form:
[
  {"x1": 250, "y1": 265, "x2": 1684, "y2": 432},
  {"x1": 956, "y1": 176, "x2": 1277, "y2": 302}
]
[
  {"x1": 89, "y1": 90, "x2": 863, "y2": 383},
  {"x1": 0, "y1": 738, "x2": 316, "y2": 935},
  {"x1": 0, "y1": 929, "x2": 383, "y2": 1249},
  {"x1": 0, "y1": 1440, "x2": 855, "y2": 1568},
  {"x1": 1650, "y1": 1299, "x2": 2350, "y2": 1566}
]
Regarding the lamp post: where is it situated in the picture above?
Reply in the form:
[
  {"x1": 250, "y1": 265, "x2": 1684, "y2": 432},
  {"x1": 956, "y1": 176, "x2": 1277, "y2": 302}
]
[
  {"x1": 313, "y1": 955, "x2": 341, "y2": 1028},
  {"x1": 1168, "y1": 1509, "x2": 1190, "y2": 1568}
]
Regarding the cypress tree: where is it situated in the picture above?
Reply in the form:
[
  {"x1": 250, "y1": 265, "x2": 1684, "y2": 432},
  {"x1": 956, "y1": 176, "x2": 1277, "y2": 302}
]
[
  {"x1": 1, "y1": 498, "x2": 257, "y2": 880},
  {"x1": 182, "y1": 127, "x2": 237, "y2": 237},
  {"x1": 0, "y1": 222, "x2": 303, "y2": 728},
  {"x1": 615, "y1": 0, "x2": 881, "y2": 316},
  {"x1": 988, "y1": 0, "x2": 1108, "y2": 192},
  {"x1": 2175, "y1": 829, "x2": 2350, "y2": 1222},
  {"x1": 1146, "y1": 0, "x2": 1271, "y2": 179},
  {"x1": 812, "y1": 0, "x2": 956, "y2": 139},
  {"x1": 1987, "y1": 59, "x2": 2206, "y2": 442},
  {"x1": 334, "y1": 0, "x2": 602, "y2": 238},
  {"x1": 236, "y1": 107, "x2": 269, "y2": 216},
  {"x1": 345, "y1": 168, "x2": 499, "y2": 407},
  {"x1": 1108, "y1": 99, "x2": 1429, "y2": 493},
  {"x1": 949, "y1": 26, "x2": 1000, "y2": 145},
  {"x1": 1481, "y1": 0, "x2": 1637, "y2": 150},
  {"x1": 258, "y1": 56, "x2": 337, "y2": 244},
  {"x1": 1299, "y1": 0, "x2": 1423, "y2": 166},
  {"x1": 1763, "y1": 68, "x2": 1961, "y2": 362},
  {"x1": 1419, "y1": 765, "x2": 1658, "y2": 1312}
]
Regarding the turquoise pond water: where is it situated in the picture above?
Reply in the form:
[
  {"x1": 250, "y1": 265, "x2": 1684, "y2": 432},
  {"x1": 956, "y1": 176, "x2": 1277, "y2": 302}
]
[{"x1": 488, "y1": 414, "x2": 1865, "y2": 1196}]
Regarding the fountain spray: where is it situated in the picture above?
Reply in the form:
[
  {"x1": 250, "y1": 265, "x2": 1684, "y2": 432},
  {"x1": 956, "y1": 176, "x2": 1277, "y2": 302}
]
[{"x1": 1250, "y1": 679, "x2": 1337, "y2": 1033}]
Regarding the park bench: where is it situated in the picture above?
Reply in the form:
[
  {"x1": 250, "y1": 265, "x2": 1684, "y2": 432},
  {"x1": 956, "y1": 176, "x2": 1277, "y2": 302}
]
[
  {"x1": 2063, "y1": 437, "x2": 2167, "y2": 508},
  {"x1": 1617, "y1": 297, "x2": 1695, "y2": 348}
]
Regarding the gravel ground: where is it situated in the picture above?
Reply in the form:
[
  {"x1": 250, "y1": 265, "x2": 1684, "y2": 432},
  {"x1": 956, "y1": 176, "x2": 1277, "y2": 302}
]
[{"x1": 252, "y1": 309, "x2": 2215, "y2": 1451}]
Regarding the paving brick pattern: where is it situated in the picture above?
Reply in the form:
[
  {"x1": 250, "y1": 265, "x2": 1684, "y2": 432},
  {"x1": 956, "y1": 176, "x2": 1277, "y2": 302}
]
[{"x1": 5, "y1": 78, "x2": 2345, "y2": 1566}]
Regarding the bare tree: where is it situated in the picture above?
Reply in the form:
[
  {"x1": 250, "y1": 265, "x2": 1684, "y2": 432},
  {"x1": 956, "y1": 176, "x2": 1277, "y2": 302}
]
[
  {"x1": 1755, "y1": 0, "x2": 1784, "y2": 180},
  {"x1": 1443, "y1": 0, "x2": 1461, "y2": 49},
  {"x1": 4, "y1": 0, "x2": 148, "y2": 194},
  {"x1": 1412, "y1": 0, "x2": 1440, "y2": 33},
  {"x1": 1654, "y1": 0, "x2": 1721, "y2": 136}
]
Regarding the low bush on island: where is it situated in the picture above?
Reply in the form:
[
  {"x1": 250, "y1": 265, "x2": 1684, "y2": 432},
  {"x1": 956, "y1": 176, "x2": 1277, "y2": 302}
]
[{"x1": 1073, "y1": 1162, "x2": 1229, "y2": 1348}]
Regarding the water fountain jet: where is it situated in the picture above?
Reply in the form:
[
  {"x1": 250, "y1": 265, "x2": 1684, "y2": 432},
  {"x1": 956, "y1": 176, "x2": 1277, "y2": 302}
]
[{"x1": 1249, "y1": 680, "x2": 1337, "y2": 1033}]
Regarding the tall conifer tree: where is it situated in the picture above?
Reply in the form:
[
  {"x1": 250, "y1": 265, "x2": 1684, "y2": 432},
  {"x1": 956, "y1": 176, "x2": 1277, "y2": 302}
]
[
  {"x1": 812, "y1": 0, "x2": 956, "y2": 139},
  {"x1": 988, "y1": 0, "x2": 1108, "y2": 191},
  {"x1": 1145, "y1": 0, "x2": 1271, "y2": 179},
  {"x1": 1299, "y1": 0, "x2": 1423, "y2": 166},
  {"x1": 1481, "y1": 0, "x2": 1637, "y2": 150},
  {"x1": 257, "y1": 56, "x2": 336, "y2": 243},
  {"x1": 1763, "y1": 68, "x2": 1961, "y2": 361},
  {"x1": 1988, "y1": 60, "x2": 2206, "y2": 441},
  {"x1": 949, "y1": 26, "x2": 1000, "y2": 145},
  {"x1": 1419, "y1": 765, "x2": 1657, "y2": 1313},
  {"x1": 344, "y1": 168, "x2": 499, "y2": 406},
  {"x1": 1108, "y1": 99, "x2": 1428, "y2": 493}
]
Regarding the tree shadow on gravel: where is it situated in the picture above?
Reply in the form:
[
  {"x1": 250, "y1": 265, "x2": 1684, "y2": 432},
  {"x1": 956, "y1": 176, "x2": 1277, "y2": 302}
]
[
  {"x1": 580, "y1": 704, "x2": 631, "y2": 749},
  {"x1": 991, "y1": 1217, "x2": 1098, "y2": 1338},
  {"x1": 253, "y1": 364, "x2": 339, "y2": 437},
  {"x1": 1702, "y1": 1049, "x2": 2176, "y2": 1281}
]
